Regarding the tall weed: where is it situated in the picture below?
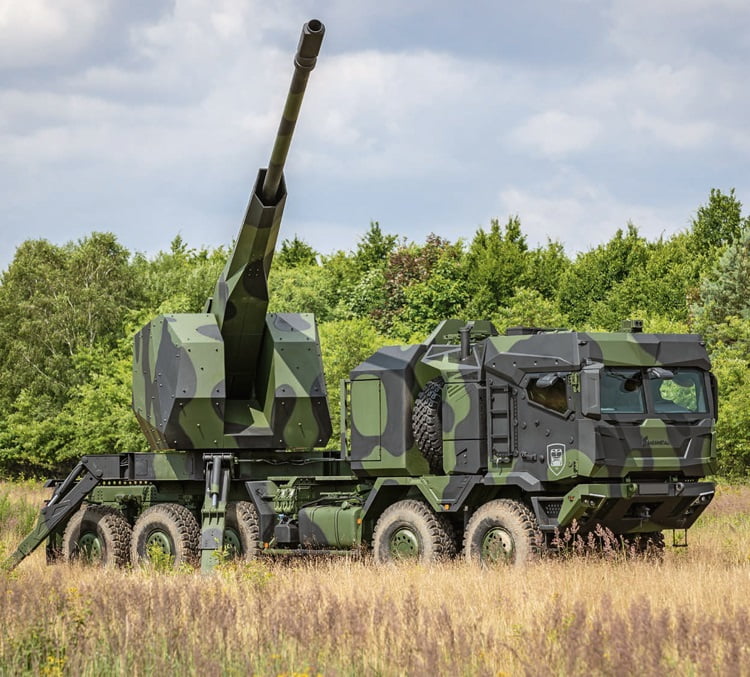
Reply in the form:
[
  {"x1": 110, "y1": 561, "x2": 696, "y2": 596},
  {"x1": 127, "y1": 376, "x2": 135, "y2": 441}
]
[{"x1": 0, "y1": 483, "x2": 748, "y2": 675}]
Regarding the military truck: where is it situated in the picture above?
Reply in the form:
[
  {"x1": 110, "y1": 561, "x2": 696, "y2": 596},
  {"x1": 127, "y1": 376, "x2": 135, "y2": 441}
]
[{"x1": 4, "y1": 20, "x2": 716, "y2": 572}]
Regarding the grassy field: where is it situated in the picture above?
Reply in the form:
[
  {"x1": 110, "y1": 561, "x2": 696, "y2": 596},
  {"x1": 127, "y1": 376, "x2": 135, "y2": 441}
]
[{"x1": 1, "y1": 482, "x2": 749, "y2": 676}]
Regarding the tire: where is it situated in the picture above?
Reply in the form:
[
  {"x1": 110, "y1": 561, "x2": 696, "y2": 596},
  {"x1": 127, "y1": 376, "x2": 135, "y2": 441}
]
[
  {"x1": 130, "y1": 503, "x2": 200, "y2": 568},
  {"x1": 463, "y1": 499, "x2": 542, "y2": 566},
  {"x1": 373, "y1": 499, "x2": 456, "y2": 564},
  {"x1": 223, "y1": 501, "x2": 261, "y2": 560},
  {"x1": 62, "y1": 505, "x2": 132, "y2": 567},
  {"x1": 412, "y1": 378, "x2": 445, "y2": 474}
]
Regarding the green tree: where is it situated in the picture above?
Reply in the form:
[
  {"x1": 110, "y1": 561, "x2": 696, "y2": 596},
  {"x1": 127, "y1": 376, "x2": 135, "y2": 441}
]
[
  {"x1": 557, "y1": 223, "x2": 650, "y2": 328},
  {"x1": 0, "y1": 389, "x2": 73, "y2": 474},
  {"x1": 491, "y1": 288, "x2": 569, "y2": 334},
  {"x1": 0, "y1": 233, "x2": 139, "y2": 410},
  {"x1": 464, "y1": 217, "x2": 529, "y2": 318},
  {"x1": 59, "y1": 340, "x2": 148, "y2": 460},
  {"x1": 131, "y1": 236, "x2": 226, "y2": 316},
  {"x1": 318, "y1": 318, "x2": 386, "y2": 448},
  {"x1": 523, "y1": 239, "x2": 570, "y2": 299},
  {"x1": 268, "y1": 264, "x2": 341, "y2": 321},
  {"x1": 345, "y1": 267, "x2": 389, "y2": 319},
  {"x1": 692, "y1": 225, "x2": 750, "y2": 342},
  {"x1": 392, "y1": 249, "x2": 469, "y2": 341},
  {"x1": 353, "y1": 221, "x2": 399, "y2": 273},
  {"x1": 705, "y1": 317, "x2": 750, "y2": 478},
  {"x1": 690, "y1": 188, "x2": 747, "y2": 253},
  {"x1": 0, "y1": 338, "x2": 147, "y2": 475},
  {"x1": 376, "y1": 234, "x2": 466, "y2": 339},
  {"x1": 630, "y1": 233, "x2": 704, "y2": 321},
  {"x1": 276, "y1": 235, "x2": 318, "y2": 268}
]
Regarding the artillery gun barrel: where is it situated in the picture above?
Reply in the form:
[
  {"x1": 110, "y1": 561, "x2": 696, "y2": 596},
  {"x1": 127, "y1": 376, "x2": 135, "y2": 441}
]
[
  {"x1": 261, "y1": 19, "x2": 325, "y2": 204},
  {"x1": 205, "y1": 19, "x2": 326, "y2": 402}
]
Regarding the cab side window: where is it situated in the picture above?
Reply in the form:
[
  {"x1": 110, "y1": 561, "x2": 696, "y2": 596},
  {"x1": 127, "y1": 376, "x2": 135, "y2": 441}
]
[{"x1": 528, "y1": 375, "x2": 568, "y2": 414}]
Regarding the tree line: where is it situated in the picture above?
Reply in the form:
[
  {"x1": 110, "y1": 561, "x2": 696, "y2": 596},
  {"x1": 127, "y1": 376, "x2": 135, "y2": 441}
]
[{"x1": 0, "y1": 188, "x2": 748, "y2": 478}]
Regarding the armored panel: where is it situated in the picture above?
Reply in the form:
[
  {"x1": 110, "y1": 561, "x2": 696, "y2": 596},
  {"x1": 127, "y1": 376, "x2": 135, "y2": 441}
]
[
  {"x1": 349, "y1": 345, "x2": 431, "y2": 477},
  {"x1": 252, "y1": 312, "x2": 331, "y2": 449},
  {"x1": 349, "y1": 377, "x2": 384, "y2": 462},
  {"x1": 582, "y1": 332, "x2": 712, "y2": 370},
  {"x1": 580, "y1": 416, "x2": 716, "y2": 480},
  {"x1": 442, "y1": 382, "x2": 487, "y2": 474},
  {"x1": 133, "y1": 314, "x2": 225, "y2": 450},
  {"x1": 483, "y1": 329, "x2": 716, "y2": 483}
]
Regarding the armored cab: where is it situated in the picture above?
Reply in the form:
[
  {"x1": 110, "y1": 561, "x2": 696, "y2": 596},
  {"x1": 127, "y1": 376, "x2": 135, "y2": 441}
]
[
  {"x1": 346, "y1": 320, "x2": 716, "y2": 537},
  {"x1": 132, "y1": 20, "x2": 331, "y2": 452}
]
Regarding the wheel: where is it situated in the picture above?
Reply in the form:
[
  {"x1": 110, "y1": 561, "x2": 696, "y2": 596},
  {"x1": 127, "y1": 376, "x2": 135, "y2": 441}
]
[
  {"x1": 619, "y1": 531, "x2": 665, "y2": 559},
  {"x1": 372, "y1": 499, "x2": 456, "y2": 564},
  {"x1": 62, "y1": 505, "x2": 132, "y2": 567},
  {"x1": 463, "y1": 499, "x2": 542, "y2": 566},
  {"x1": 223, "y1": 501, "x2": 261, "y2": 560},
  {"x1": 130, "y1": 504, "x2": 200, "y2": 568},
  {"x1": 412, "y1": 377, "x2": 445, "y2": 474}
]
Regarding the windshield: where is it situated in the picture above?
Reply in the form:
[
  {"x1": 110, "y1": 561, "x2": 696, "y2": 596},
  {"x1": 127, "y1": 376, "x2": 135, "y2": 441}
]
[
  {"x1": 601, "y1": 369, "x2": 645, "y2": 413},
  {"x1": 600, "y1": 367, "x2": 708, "y2": 415},
  {"x1": 649, "y1": 368, "x2": 708, "y2": 413}
]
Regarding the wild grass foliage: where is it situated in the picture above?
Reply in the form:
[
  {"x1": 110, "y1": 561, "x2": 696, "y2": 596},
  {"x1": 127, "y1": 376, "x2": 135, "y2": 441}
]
[
  {"x1": 1, "y1": 482, "x2": 749, "y2": 676},
  {"x1": 0, "y1": 481, "x2": 46, "y2": 539}
]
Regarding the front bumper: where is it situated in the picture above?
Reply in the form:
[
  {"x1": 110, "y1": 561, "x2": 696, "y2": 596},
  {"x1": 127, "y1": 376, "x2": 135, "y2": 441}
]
[{"x1": 531, "y1": 481, "x2": 715, "y2": 534}]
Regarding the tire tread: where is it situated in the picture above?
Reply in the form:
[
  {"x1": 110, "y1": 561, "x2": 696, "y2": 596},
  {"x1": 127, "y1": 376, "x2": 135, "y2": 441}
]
[
  {"x1": 412, "y1": 378, "x2": 445, "y2": 474},
  {"x1": 373, "y1": 498, "x2": 456, "y2": 563}
]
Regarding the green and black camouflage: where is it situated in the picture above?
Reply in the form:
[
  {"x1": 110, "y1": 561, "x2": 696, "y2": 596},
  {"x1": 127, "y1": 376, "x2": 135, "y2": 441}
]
[
  {"x1": 346, "y1": 320, "x2": 715, "y2": 539},
  {"x1": 132, "y1": 19, "x2": 331, "y2": 453},
  {"x1": 4, "y1": 22, "x2": 716, "y2": 573}
]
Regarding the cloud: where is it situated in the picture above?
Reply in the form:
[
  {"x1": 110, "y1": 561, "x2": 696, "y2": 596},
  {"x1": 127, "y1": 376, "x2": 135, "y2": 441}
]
[
  {"x1": 497, "y1": 174, "x2": 685, "y2": 253},
  {"x1": 509, "y1": 110, "x2": 602, "y2": 157},
  {"x1": 302, "y1": 49, "x2": 501, "y2": 178},
  {"x1": 0, "y1": 1, "x2": 749, "y2": 273},
  {"x1": 631, "y1": 110, "x2": 714, "y2": 149},
  {"x1": 0, "y1": 0, "x2": 110, "y2": 69},
  {"x1": 606, "y1": 0, "x2": 750, "y2": 61}
]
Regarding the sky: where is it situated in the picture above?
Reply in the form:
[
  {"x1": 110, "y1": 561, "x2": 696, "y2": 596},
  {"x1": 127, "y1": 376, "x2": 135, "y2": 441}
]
[{"x1": 1, "y1": 0, "x2": 749, "y2": 271}]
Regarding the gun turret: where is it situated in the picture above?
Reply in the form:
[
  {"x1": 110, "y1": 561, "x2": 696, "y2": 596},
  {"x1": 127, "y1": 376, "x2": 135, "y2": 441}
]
[{"x1": 132, "y1": 20, "x2": 331, "y2": 452}]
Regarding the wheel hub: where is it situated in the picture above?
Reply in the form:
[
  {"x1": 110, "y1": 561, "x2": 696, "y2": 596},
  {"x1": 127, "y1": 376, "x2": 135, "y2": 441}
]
[
  {"x1": 389, "y1": 527, "x2": 420, "y2": 559},
  {"x1": 78, "y1": 531, "x2": 103, "y2": 562},
  {"x1": 145, "y1": 531, "x2": 173, "y2": 556},
  {"x1": 481, "y1": 527, "x2": 514, "y2": 563},
  {"x1": 223, "y1": 528, "x2": 242, "y2": 557}
]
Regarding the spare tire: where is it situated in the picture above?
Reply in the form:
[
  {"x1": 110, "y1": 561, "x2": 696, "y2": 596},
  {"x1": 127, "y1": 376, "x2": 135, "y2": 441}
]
[{"x1": 412, "y1": 377, "x2": 445, "y2": 474}]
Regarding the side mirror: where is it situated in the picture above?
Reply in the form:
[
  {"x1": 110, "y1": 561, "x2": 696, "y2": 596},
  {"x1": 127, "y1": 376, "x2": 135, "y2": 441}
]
[
  {"x1": 581, "y1": 364, "x2": 602, "y2": 419},
  {"x1": 536, "y1": 372, "x2": 561, "y2": 389},
  {"x1": 647, "y1": 367, "x2": 674, "y2": 380},
  {"x1": 710, "y1": 372, "x2": 719, "y2": 421}
]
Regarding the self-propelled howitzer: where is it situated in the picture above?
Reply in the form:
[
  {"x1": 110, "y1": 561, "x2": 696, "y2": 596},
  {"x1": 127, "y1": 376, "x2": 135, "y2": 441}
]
[
  {"x1": 132, "y1": 19, "x2": 331, "y2": 452},
  {"x1": 4, "y1": 20, "x2": 716, "y2": 575}
]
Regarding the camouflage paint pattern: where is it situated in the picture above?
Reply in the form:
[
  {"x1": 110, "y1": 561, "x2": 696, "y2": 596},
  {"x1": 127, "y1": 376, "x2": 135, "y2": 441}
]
[
  {"x1": 211, "y1": 18, "x2": 325, "y2": 400},
  {"x1": 344, "y1": 321, "x2": 716, "y2": 537},
  {"x1": 209, "y1": 170, "x2": 287, "y2": 400},
  {"x1": 348, "y1": 344, "x2": 434, "y2": 476},
  {"x1": 133, "y1": 312, "x2": 331, "y2": 450},
  {"x1": 5, "y1": 19, "x2": 719, "y2": 571},
  {"x1": 131, "y1": 19, "x2": 330, "y2": 453}
]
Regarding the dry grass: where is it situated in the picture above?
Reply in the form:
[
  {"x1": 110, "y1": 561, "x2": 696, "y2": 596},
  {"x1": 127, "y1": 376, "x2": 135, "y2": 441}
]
[{"x1": 1, "y1": 481, "x2": 750, "y2": 676}]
